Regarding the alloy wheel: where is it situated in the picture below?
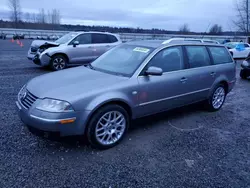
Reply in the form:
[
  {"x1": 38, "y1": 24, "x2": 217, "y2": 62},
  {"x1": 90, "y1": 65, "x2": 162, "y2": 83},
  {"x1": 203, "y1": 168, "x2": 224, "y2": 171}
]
[
  {"x1": 53, "y1": 58, "x2": 66, "y2": 70},
  {"x1": 95, "y1": 111, "x2": 126, "y2": 145},
  {"x1": 212, "y1": 87, "x2": 225, "y2": 109}
]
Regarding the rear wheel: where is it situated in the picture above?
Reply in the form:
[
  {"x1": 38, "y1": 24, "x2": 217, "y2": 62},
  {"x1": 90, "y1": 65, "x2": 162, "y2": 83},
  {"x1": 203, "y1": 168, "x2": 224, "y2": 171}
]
[
  {"x1": 205, "y1": 84, "x2": 226, "y2": 112},
  {"x1": 86, "y1": 104, "x2": 129, "y2": 149},
  {"x1": 240, "y1": 69, "x2": 248, "y2": 79},
  {"x1": 50, "y1": 55, "x2": 67, "y2": 71}
]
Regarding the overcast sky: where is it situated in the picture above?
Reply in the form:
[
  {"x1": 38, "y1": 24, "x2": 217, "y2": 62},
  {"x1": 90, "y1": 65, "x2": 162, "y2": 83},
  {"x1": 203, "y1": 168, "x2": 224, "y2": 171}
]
[{"x1": 0, "y1": 0, "x2": 237, "y2": 32}]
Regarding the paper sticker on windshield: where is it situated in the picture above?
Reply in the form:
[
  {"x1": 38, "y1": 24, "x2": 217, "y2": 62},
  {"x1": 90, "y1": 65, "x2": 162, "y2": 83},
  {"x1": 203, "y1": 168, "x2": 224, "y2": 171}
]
[{"x1": 133, "y1": 47, "x2": 150, "y2": 53}]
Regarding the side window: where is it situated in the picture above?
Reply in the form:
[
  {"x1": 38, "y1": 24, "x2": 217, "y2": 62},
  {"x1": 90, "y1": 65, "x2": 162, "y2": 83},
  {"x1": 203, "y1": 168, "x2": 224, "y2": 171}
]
[
  {"x1": 244, "y1": 44, "x2": 249, "y2": 48},
  {"x1": 108, "y1": 35, "x2": 118, "y2": 43},
  {"x1": 92, "y1": 34, "x2": 110, "y2": 44},
  {"x1": 71, "y1": 34, "x2": 92, "y2": 45},
  {"x1": 208, "y1": 47, "x2": 232, "y2": 64},
  {"x1": 147, "y1": 46, "x2": 184, "y2": 73},
  {"x1": 186, "y1": 46, "x2": 211, "y2": 68}
]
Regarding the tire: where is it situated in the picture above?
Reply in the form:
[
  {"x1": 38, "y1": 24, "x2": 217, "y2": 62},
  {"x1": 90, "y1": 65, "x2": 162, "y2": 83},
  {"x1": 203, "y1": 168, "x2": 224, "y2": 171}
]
[
  {"x1": 86, "y1": 104, "x2": 130, "y2": 150},
  {"x1": 205, "y1": 84, "x2": 226, "y2": 112},
  {"x1": 240, "y1": 69, "x2": 248, "y2": 79},
  {"x1": 50, "y1": 55, "x2": 68, "y2": 71}
]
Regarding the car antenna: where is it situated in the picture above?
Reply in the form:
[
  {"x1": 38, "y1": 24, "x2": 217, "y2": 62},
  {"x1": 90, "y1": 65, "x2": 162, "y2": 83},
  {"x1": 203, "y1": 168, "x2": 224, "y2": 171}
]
[{"x1": 201, "y1": 23, "x2": 211, "y2": 39}]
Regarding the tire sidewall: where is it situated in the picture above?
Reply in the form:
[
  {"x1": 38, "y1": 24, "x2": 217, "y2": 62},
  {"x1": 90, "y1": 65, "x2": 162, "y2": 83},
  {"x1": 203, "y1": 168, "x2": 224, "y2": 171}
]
[
  {"x1": 50, "y1": 55, "x2": 67, "y2": 71},
  {"x1": 87, "y1": 105, "x2": 130, "y2": 149},
  {"x1": 208, "y1": 84, "x2": 226, "y2": 111},
  {"x1": 240, "y1": 69, "x2": 248, "y2": 79}
]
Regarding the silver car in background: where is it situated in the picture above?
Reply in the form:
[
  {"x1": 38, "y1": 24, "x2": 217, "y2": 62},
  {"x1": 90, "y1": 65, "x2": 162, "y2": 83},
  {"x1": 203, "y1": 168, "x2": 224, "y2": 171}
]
[
  {"x1": 28, "y1": 31, "x2": 122, "y2": 70},
  {"x1": 17, "y1": 40, "x2": 236, "y2": 149}
]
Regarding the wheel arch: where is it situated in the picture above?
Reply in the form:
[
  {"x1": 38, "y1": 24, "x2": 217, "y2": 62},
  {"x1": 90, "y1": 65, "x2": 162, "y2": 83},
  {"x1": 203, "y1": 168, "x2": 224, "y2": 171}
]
[
  {"x1": 83, "y1": 99, "x2": 133, "y2": 135},
  {"x1": 50, "y1": 53, "x2": 69, "y2": 63}
]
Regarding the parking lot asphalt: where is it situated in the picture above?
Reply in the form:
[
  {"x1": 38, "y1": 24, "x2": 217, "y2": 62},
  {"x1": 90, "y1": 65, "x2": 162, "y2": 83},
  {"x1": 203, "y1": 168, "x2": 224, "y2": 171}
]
[{"x1": 0, "y1": 39, "x2": 250, "y2": 188}]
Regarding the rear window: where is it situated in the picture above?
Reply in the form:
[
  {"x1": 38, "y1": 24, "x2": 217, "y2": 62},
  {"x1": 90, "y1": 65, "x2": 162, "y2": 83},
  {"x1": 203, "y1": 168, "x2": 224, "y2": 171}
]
[{"x1": 208, "y1": 47, "x2": 233, "y2": 64}]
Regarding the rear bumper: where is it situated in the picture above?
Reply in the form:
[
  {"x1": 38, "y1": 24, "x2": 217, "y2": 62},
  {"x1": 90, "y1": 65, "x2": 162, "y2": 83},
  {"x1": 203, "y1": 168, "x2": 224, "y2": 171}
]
[{"x1": 16, "y1": 100, "x2": 91, "y2": 136}]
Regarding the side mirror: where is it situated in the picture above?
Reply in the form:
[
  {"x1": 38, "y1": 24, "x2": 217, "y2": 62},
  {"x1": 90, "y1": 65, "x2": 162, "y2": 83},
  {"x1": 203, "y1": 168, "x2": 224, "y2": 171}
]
[
  {"x1": 73, "y1": 41, "x2": 79, "y2": 47},
  {"x1": 145, "y1": 66, "x2": 163, "y2": 76}
]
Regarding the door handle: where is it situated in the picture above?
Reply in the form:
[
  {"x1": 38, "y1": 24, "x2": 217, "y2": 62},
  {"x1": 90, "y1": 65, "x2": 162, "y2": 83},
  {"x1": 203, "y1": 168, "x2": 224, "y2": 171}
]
[
  {"x1": 106, "y1": 45, "x2": 111, "y2": 47},
  {"x1": 210, "y1": 72, "x2": 216, "y2": 76},
  {"x1": 180, "y1": 77, "x2": 187, "y2": 83},
  {"x1": 88, "y1": 46, "x2": 93, "y2": 48}
]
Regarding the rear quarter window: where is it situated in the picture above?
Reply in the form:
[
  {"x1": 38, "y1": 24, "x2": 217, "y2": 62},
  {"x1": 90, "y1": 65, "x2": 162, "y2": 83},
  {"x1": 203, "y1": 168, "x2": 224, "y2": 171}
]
[
  {"x1": 108, "y1": 35, "x2": 118, "y2": 43},
  {"x1": 208, "y1": 47, "x2": 233, "y2": 64}
]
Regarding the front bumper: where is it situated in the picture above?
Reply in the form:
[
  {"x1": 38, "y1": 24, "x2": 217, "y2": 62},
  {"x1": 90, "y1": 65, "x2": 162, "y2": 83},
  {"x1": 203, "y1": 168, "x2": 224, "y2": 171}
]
[
  {"x1": 16, "y1": 100, "x2": 91, "y2": 136},
  {"x1": 27, "y1": 51, "x2": 36, "y2": 60},
  {"x1": 32, "y1": 52, "x2": 51, "y2": 67}
]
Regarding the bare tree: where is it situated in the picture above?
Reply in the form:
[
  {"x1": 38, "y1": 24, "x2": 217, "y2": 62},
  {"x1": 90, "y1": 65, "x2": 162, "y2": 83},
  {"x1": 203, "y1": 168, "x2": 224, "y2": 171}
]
[
  {"x1": 179, "y1": 24, "x2": 190, "y2": 34},
  {"x1": 31, "y1": 13, "x2": 37, "y2": 23},
  {"x1": 46, "y1": 9, "x2": 61, "y2": 25},
  {"x1": 24, "y1": 12, "x2": 31, "y2": 22},
  {"x1": 8, "y1": 0, "x2": 22, "y2": 28},
  {"x1": 51, "y1": 9, "x2": 61, "y2": 25},
  {"x1": 209, "y1": 24, "x2": 223, "y2": 35},
  {"x1": 37, "y1": 8, "x2": 46, "y2": 24},
  {"x1": 47, "y1": 10, "x2": 52, "y2": 24},
  {"x1": 233, "y1": 0, "x2": 250, "y2": 34}
]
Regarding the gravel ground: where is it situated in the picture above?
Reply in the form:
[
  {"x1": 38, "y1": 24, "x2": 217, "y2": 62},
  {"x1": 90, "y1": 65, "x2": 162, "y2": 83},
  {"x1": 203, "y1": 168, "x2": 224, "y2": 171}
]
[{"x1": 0, "y1": 39, "x2": 250, "y2": 188}]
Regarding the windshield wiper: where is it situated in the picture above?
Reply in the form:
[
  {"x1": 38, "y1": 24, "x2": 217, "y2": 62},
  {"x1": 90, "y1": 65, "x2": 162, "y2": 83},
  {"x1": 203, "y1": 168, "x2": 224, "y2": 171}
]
[{"x1": 86, "y1": 64, "x2": 95, "y2": 70}]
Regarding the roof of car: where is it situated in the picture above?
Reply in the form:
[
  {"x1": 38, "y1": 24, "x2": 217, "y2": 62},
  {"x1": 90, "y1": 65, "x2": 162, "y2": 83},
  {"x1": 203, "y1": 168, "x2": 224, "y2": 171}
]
[
  {"x1": 126, "y1": 39, "x2": 224, "y2": 49},
  {"x1": 126, "y1": 40, "x2": 166, "y2": 48},
  {"x1": 72, "y1": 31, "x2": 116, "y2": 35}
]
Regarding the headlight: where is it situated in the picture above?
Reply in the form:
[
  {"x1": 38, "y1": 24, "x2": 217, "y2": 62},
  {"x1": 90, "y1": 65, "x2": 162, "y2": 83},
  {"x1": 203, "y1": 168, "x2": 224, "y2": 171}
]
[
  {"x1": 36, "y1": 98, "x2": 74, "y2": 112},
  {"x1": 242, "y1": 60, "x2": 250, "y2": 67}
]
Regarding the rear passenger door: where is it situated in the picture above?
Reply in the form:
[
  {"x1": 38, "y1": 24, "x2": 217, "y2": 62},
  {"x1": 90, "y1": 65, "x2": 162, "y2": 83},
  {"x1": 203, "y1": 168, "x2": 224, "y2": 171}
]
[
  {"x1": 92, "y1": 33, "x2": 115, "y2": 59},
  {"x1": 207, "y1": 46, "x2": 236, "y2": 86},
  {"x1": 182, "y1": 45, "x2": 216, "y2": 103}
]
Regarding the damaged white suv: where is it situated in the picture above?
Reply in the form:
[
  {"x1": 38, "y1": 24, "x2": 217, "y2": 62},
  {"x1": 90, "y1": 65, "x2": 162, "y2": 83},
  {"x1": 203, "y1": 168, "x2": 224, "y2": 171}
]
[{"x1": 27, "y1": 31, "x2": 122, "y2": 70}]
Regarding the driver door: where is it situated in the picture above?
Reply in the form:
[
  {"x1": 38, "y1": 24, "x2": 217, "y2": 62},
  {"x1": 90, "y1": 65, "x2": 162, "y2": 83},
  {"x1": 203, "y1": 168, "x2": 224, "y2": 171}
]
[{"x1": 67, "y1": 33, "x2": 96, "y2": 64}]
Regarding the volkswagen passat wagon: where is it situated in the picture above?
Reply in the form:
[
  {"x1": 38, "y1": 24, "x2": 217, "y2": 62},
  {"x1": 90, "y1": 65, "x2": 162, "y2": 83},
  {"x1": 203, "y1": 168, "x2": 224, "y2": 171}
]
[
  {"x1": 17, "y1": 40, "x2": 236, "y2": 149},
  {"x1": 28, "y1": 31, "x2": 122, "y2": 71}
]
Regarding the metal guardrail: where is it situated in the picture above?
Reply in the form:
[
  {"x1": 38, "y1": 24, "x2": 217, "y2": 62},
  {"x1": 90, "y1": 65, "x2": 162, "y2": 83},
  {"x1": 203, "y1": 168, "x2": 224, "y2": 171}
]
[{"x1": 0, "y1": 28, "x2": 247, "y2": 42}]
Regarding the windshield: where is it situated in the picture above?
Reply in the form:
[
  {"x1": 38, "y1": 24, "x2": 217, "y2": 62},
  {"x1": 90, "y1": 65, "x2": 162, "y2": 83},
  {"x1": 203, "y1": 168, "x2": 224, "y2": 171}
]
[
  {"x1": 91, "y1": 44, "x2": 153, "y2": 77},
  {"x1": 225, "y1": 42, "x2": 238, "y2": 49},
  {"x1": 55, "y1": 33, "x2": 78, "y2": 44}
]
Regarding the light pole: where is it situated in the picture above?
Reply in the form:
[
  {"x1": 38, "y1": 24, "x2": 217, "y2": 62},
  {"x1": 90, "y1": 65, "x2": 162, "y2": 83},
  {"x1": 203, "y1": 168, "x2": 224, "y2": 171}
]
[{"x1": 247, "y1": 0, "x2": 249, "y2": 34}]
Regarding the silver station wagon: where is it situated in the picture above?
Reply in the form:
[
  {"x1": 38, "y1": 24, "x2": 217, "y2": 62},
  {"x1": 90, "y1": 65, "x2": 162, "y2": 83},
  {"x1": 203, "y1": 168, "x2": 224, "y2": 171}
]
[{"x1": 17, "y1": 40, "x2": 236, "y2": 149}]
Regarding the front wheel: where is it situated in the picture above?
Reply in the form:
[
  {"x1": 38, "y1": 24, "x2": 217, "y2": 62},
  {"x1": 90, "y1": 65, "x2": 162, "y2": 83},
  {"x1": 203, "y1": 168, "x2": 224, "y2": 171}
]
[
  {"x1": 50, "y1": 55, "x2": 67, "y2": 71},
  {"x1": 205, "y1": 84, "x2": 226, "y2": 112},
  {"x1": 240, "y1": 69, "x2": 248, "y2": 79},
  {"x1": 86, "y1": 105, "x2": 129, "y2": 149}
]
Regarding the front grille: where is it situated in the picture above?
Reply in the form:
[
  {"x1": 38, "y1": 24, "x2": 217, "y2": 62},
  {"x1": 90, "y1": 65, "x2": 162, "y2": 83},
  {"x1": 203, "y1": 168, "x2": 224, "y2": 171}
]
[
  {"x1": 31, "y1": 47, "x2": 38, "y2": 53},
  {"x1": 20, "y1": 91, "x2": 38, "y2": 109}
]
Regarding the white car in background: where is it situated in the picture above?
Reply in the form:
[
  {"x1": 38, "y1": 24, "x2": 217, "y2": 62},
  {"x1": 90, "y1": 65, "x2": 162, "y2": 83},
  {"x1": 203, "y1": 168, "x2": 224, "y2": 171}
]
[
  {"x1": 225, "y1": 42, "x2": 250, "y2": 59},
  {"x1": 162, "y1": 38, "x2": 220, "y2": 44}
]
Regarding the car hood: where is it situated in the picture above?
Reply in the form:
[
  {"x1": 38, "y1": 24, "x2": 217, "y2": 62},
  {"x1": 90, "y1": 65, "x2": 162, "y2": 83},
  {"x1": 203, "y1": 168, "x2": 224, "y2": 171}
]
[
  {"x1": 27, "y1": 66, "x2": 128, "y2": 102},
  {"x1": 31, "y1": 40, "x2": 59, "y2": 48}
]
